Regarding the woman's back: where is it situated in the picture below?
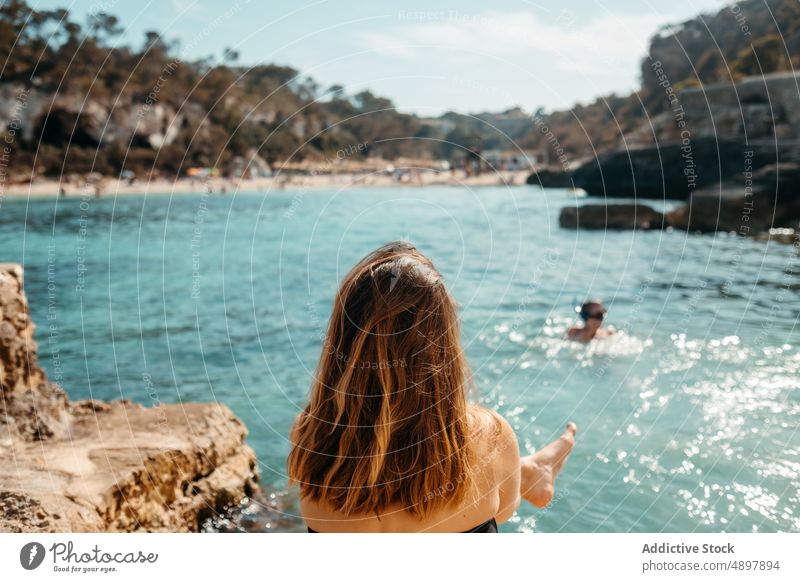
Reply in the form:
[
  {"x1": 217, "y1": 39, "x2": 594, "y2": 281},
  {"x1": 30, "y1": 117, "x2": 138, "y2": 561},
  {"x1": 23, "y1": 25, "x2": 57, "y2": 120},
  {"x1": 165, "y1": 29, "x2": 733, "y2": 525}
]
[{"x1": 297, "y1": 405, "x2": 521, "y2": 533}]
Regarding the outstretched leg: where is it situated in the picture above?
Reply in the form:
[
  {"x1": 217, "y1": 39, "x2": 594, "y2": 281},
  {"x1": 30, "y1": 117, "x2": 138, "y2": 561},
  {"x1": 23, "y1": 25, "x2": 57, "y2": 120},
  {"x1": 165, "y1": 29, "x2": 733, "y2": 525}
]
[{"x1": 520, "y1": 422, "x2": 577, "y2": 508}]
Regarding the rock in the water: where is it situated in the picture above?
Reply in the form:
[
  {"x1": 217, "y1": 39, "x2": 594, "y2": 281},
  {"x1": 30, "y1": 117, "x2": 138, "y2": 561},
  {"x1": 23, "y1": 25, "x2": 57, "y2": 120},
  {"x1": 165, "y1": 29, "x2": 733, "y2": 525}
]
[
  {"x1": 0, "y1": 264, "x2": 261, "y2": 532},
  {"x1": 665, "y1": 164, "x2": 800, "y2": 233},
  {"x1": 570, "y1": 139, "x2": 795, "y2": 199},
  {"x1": 526, "y1": 168, "x2": 574, "y2": 188},
  {"x1": 559, "y1": 204, "x2": 665, "y2": 230},
  {"x1": 754, "y1": 228, "x2": 800, "y2": 245}
]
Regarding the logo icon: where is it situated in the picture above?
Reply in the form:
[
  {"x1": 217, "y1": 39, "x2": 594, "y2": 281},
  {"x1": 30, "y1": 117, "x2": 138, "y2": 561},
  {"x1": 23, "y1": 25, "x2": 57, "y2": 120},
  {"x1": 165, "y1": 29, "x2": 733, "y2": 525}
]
[{"x1": 20, "y1": 542, "x2": 46, "y2": 570}]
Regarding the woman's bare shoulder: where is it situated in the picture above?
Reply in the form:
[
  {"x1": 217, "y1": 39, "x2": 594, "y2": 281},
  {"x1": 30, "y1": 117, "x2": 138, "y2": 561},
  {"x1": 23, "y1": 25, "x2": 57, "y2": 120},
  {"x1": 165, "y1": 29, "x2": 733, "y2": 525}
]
[
  {"x1": 467, "y1": 404, "x2": 518, "y2": 453},
  {"x1": 466, "y1": 404, "x2": 521, "y2": 517}
]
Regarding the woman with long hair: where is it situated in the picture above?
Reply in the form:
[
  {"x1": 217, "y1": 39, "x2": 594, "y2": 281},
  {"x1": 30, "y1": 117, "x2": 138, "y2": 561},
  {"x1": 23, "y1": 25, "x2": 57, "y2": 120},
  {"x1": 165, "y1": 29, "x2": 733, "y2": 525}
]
[{"x1": 287, "y1": 241, "x2": 577, "y2": 532}]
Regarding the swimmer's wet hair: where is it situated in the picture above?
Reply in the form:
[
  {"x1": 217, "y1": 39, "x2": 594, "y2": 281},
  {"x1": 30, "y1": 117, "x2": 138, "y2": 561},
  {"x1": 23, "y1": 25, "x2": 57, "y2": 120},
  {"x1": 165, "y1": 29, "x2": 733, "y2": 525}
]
[{"x1": 578, "y1": 299, "x2": 606, "y2": 321}]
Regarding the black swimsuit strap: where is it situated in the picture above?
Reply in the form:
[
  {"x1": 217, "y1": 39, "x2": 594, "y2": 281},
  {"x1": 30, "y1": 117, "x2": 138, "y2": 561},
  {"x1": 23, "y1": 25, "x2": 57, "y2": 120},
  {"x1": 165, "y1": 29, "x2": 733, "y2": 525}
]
[
  {"x1": 307, "y1": 516, "x2": 497, "y2": 533},
  {"x1": 462, "y1": 517, "x2": 498, "y2": 533}
]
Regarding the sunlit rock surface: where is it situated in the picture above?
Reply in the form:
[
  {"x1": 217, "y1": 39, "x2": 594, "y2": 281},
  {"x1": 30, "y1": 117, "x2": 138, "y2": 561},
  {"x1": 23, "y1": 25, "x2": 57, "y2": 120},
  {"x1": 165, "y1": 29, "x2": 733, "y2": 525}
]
[{"x1": 0, "y1": 264, "x2": 260, "y2": 532}]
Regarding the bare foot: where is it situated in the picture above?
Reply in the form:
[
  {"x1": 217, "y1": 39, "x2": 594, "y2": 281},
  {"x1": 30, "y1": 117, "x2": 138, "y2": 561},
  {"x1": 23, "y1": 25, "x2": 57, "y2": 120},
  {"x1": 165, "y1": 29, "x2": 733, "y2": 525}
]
[{"x1": 520, "y1": 422, "x2": 577, "y2": 508}]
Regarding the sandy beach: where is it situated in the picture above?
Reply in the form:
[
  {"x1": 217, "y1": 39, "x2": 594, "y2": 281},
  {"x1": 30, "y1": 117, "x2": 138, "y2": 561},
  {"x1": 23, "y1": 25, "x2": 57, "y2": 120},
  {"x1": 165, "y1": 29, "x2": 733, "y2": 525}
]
[{"x1": 4, "y1": 169, "x2": 533, "y2": 198}]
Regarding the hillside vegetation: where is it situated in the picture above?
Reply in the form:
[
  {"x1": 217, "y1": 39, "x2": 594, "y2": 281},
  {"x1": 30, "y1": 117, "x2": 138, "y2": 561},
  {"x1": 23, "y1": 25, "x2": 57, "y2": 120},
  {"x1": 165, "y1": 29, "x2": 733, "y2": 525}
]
[{"x1": 1, "y1": 0, "x2": 798, "y2": 178}]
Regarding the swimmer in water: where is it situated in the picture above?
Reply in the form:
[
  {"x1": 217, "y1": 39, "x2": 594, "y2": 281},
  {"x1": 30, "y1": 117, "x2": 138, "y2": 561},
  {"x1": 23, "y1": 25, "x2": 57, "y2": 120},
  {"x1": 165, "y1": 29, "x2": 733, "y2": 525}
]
[{"x1": 567, "y1": 300, "x2": 615, "y2": 341}]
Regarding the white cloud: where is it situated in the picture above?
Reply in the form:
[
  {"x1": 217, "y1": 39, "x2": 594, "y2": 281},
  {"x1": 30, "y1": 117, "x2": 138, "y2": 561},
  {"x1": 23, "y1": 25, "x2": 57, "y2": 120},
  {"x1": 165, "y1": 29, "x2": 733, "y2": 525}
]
[
  {"x1": 361, "y1": 10, "x2": 669, "y2": 78},
  {"x1": 169, "y1": 0, "x2": 206, "y2": 19}
]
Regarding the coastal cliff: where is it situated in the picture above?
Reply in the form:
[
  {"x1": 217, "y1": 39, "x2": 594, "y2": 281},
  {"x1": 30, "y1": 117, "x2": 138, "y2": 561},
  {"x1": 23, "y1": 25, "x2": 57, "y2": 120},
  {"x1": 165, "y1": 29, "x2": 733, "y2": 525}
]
[
  {"x1": 554, "y1": 70, "x2": 800, "y2": 235},
  {"x1": 0, "y1": 264, "x2": 260, "y2": 532}
]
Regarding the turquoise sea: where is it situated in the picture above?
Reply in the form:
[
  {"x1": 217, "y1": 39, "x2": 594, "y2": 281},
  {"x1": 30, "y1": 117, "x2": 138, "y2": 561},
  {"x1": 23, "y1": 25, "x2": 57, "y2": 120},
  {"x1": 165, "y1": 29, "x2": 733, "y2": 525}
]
[{"x1": 2, "y1": 186, "x2": 798, "y2": 532}]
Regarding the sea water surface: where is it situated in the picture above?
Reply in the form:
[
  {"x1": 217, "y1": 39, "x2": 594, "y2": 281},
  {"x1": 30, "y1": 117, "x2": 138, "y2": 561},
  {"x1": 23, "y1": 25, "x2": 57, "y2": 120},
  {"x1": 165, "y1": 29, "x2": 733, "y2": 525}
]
[{"x1": 2, "y1": 186, "x2": 798, "y2": 532}]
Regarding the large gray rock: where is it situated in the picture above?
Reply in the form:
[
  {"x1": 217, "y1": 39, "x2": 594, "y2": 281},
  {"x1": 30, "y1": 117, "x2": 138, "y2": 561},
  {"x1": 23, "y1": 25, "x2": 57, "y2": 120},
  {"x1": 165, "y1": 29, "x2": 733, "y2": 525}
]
[
  {"x1": 625, "y1": 71, "x2": 800, "y2": 146},
  {"x1": 665, "y1": 164, "x2": 800, "y2": 233},
  {"x1": 526, "y1": 167, "x2": 574, "y2": 188},
  {"x1": 559, "y1": 204, "x2": 665, "y2": 230},
  {"x1": 678, "y1": 72, "x2": 800, "y2": 141},
  {"x1": 570, "y1": 139, "x2": 791, "y2": 199}
]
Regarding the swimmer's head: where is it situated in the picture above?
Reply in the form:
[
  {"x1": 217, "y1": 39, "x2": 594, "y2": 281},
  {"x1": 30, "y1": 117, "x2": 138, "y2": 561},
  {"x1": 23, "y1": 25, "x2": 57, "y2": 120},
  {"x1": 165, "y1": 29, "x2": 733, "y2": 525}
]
[{"x1": 578, "y1": 300, "x2": 607, "y2": 323}]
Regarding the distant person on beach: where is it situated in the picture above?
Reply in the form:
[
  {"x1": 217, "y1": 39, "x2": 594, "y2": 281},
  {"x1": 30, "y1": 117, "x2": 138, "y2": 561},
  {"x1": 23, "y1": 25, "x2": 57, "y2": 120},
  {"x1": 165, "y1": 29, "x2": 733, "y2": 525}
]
[
  {"x1": 287, "y1": 241, "x2": 577, "y2": 532},
  {"x1": 567, "y1": 300, "x2": 614, "y2": 341}
]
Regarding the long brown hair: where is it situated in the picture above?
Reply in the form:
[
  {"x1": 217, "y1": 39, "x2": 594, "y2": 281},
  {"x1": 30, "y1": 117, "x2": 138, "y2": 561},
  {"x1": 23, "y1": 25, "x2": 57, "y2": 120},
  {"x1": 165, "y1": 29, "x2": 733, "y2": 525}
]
[{"x1": 287, "y1": 241, "x2": 478, "y2": 518}]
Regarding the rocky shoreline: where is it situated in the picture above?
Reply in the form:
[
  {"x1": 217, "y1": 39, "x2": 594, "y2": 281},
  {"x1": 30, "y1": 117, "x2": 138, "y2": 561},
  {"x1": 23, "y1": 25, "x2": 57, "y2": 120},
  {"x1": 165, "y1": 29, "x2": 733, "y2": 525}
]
[
  {"x1": 544, "y1": 72, "x2": 800, "y2": 238},
  {"x1": 557, "y1": 152, "x2": 800, "y2": 237},
  {"x1": 0, "y1": 263, "x2": 261, "y2": 532}
]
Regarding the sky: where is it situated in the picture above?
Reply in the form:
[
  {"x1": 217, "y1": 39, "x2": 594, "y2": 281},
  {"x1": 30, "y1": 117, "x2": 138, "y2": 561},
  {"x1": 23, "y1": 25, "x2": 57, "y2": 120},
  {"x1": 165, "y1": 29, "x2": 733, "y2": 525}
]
[{"x1": 29, "y1": 0, "x2": 728, "y2": 115}]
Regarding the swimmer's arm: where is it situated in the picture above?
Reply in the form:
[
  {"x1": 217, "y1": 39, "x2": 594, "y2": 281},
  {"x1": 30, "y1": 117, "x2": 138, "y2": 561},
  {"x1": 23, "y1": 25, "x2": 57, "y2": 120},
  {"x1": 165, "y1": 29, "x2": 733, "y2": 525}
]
[{"x1": 566, "y1": 326, "x2": 582, "y2": 339}]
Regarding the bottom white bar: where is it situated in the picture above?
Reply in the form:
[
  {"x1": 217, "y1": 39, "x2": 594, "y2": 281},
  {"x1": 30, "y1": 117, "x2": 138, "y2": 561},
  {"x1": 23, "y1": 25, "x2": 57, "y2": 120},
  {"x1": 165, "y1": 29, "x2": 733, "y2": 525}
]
[{"x1": 1, "y1": 533, "x2": 797, "y2": 581}]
